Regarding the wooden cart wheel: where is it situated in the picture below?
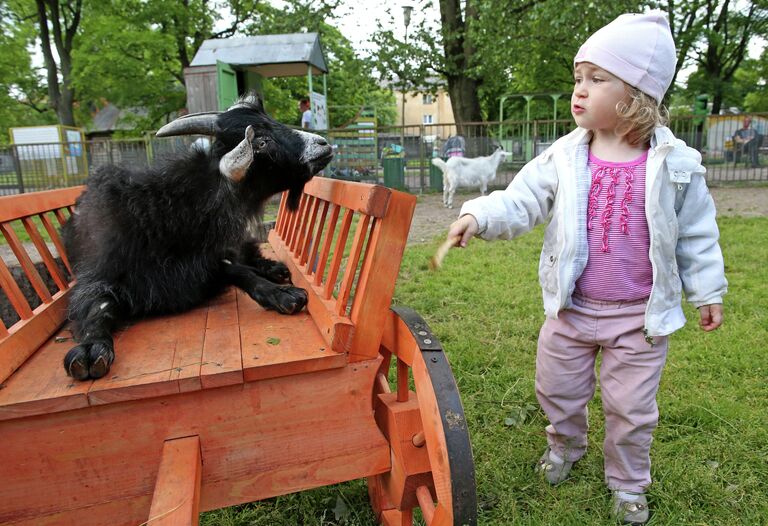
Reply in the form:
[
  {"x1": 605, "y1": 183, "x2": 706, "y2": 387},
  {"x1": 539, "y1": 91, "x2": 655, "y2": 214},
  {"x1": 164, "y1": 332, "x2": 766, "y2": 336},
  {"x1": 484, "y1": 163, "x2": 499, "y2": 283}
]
[{"x1": 368, "y1": 306, "x2": 477, "y2": 526}]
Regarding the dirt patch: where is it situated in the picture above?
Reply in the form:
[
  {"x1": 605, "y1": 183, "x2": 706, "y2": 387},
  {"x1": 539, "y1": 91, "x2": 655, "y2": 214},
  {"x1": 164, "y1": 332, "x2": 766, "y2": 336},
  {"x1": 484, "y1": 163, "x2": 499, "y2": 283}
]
[{"x1": 407, "y1": 186, "x2": 768, "y2": 245}]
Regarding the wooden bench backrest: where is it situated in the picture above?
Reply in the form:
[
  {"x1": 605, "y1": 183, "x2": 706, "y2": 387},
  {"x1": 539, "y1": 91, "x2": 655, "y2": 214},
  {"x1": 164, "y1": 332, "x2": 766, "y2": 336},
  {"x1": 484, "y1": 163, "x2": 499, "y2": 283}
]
[
  {"x1": 0, "y1": 187, "x2": 83, "y2": 384},
  {"x1": 269, "y1": 178, "x2": 416, "y2": 362}
]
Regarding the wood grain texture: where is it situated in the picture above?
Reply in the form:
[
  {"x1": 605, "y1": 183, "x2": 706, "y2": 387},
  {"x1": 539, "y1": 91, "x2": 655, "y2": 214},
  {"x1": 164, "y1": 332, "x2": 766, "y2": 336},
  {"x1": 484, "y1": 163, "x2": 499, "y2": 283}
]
[
  {"x1": 147, "y1": 436, "x2": 202, "y2": 526},
  {"x1": 0, "y1": 362, "x2": 389, "y2": 523},
  {"x1": 0, "y1": 186, "x2": 83, "y2": 223}
]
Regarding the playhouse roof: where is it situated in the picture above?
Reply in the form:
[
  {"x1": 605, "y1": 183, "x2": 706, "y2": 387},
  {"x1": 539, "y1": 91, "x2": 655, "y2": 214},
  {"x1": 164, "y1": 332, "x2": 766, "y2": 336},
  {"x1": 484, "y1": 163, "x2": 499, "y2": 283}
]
[{"x1": 190, "y1": 33, "x2": 328, "y2": 77}]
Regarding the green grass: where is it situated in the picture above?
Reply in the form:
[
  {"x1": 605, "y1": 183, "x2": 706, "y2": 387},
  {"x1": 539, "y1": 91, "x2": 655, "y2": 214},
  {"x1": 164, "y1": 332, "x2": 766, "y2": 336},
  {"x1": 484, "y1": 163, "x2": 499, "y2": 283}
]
[{"x1": 202, "y1": 217, "x2": 765, "y2": 523}]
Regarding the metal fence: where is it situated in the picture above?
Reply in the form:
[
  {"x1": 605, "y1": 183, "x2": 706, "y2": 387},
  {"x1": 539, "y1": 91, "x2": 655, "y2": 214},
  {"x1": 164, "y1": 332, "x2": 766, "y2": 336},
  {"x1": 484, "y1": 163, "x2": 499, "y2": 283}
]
[{"x1": 2, "y1": 114, "x2": 766, "y2": 196}]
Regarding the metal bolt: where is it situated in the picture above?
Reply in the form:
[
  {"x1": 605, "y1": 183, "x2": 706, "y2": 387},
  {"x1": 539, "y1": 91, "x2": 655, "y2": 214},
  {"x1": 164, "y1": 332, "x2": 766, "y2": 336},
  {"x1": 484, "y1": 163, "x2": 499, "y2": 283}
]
[
  {"x1": 431, "y1": 357, "x2": 438, "y2": 363},
  {"x1": 418, "y1": 330, "x2": 427, "y2": 336},
  {"x1": 424, "y1": 339, "x2": 432, "y2": 344}
]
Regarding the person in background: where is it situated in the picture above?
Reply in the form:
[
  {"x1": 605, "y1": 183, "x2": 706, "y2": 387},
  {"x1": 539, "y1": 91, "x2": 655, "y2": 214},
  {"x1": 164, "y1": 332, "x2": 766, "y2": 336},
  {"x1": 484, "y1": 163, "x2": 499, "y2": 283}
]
[
  {"x1": 445, "y1": 12, "x2": 726, "y2": 524},
  {"x1": 733, "y1": 116, "x2": 760, "y2": 168},
  {"x1": 299, "y1": 98, "x2": 314, "y2": 130},
  {"x1": 442, "y1": 135, "x2": 466, "y2": 158}
]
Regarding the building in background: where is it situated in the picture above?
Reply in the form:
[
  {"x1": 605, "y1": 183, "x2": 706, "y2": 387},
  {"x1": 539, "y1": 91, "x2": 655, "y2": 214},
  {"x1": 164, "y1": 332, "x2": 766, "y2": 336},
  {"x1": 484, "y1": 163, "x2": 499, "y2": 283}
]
[{"x1": 394, "y1": 88, "x2": 456, "y2": 130}]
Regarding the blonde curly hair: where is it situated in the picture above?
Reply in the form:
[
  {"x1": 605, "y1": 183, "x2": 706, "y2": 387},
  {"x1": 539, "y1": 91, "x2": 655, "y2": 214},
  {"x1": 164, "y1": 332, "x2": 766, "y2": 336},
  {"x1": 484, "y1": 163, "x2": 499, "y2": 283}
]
[{"x1": 615, "y1": 87, "x2": 669, "y2": 146}]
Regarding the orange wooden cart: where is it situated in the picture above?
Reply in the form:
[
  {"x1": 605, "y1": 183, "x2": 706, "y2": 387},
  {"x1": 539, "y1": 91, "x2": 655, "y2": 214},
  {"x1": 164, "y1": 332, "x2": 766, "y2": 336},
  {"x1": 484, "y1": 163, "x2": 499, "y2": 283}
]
[{"x1": 0, "y1": 178, "x2": 476, "y2": 525}]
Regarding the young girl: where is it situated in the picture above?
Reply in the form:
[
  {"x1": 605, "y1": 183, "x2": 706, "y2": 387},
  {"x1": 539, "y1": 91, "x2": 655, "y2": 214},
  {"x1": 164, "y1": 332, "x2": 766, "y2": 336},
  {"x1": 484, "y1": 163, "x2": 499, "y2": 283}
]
[{"x1": 447, "y1": 13, "x2": 727, "y2": 524}]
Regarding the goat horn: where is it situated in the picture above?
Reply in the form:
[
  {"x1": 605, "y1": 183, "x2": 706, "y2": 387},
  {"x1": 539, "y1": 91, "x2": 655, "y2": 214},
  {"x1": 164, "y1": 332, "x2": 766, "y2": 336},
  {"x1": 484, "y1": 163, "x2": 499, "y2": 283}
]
[
  {"x1": 219, "y1": 125, "x2": 255, "y2": 182},
  {"x1": 155, "y1": 112, "x2": 220, "y2": 137}
]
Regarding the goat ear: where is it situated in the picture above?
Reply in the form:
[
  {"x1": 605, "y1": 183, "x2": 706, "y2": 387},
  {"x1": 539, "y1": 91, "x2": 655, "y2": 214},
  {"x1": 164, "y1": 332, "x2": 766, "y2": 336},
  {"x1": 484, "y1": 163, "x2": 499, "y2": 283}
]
[
  {"x1": 219, "y1": 126, "x2": 255, "y2": 182},
  {"x1": 156, "y1": 112, "x2": 219, "y2": 137}
]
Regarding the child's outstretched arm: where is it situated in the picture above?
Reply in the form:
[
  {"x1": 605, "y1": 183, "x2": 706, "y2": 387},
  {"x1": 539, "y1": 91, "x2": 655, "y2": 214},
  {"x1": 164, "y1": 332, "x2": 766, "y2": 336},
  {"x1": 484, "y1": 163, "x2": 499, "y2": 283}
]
[{"x1": 447, "y1": 214, "x2": 479, "y2": 248}]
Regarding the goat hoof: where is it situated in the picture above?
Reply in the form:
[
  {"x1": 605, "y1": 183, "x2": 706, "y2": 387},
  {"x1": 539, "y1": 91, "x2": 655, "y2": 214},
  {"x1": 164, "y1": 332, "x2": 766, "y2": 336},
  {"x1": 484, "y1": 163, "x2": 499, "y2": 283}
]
[
  {"x1": 88, "y1": 342, "x2": 115, "y2": 379},
  {"x1": 274, "y1": 286, "x2": 308, "y2": 314},
  {"x1": 64, "y1": 345, "x2": 91, "y2": 381},
  {"x1": 63, "y1": 342, "x2": 115, "y2": 380}
]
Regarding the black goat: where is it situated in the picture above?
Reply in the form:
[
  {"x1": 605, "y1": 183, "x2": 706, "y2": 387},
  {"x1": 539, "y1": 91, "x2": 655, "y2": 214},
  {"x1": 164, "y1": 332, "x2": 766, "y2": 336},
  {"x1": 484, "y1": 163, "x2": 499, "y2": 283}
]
[{"x1": 61, "y1": 95, "x2": 333, "y2": 381}]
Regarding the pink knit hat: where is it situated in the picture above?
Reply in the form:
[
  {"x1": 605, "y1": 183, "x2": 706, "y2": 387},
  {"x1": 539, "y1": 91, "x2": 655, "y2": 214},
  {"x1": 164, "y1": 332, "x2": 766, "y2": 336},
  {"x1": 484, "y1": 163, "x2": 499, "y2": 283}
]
[{"x1": 574, "y1": 12, "x2": 677, "y2": 103}]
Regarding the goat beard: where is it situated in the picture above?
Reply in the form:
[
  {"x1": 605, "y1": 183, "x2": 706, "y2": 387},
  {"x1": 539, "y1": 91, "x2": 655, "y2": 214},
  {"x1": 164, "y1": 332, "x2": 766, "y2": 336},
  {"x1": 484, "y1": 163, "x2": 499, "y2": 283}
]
[{"x1": 286, "y1": 184, "x2": 305, "y2": 211}]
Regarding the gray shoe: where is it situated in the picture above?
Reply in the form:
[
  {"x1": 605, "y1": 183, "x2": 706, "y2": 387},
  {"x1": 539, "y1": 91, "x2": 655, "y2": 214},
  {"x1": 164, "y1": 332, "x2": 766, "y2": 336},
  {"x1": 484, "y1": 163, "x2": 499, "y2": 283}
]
[
  {"x1": 612, "y1": 492, "x2": 649, "y2": 524},
  {"x1": 534, "y1": 446, "x2": 574, "y2": 485}
]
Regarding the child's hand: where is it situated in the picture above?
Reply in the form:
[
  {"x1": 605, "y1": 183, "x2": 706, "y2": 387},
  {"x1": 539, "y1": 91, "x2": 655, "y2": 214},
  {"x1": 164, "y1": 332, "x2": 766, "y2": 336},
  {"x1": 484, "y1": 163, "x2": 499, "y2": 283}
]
[
  {"x1": 447, "y1": 214, "x2": 479, "y2": 248},
  {"x1": 698, "y1": 304, "x2": 723, "y2": 331}
]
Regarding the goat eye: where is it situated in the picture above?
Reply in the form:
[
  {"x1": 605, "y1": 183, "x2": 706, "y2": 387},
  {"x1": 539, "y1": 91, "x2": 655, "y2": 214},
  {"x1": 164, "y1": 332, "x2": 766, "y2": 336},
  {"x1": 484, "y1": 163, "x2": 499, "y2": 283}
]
[{"x1": 256, "y1": 139, "x2": 267, "y2": 149}]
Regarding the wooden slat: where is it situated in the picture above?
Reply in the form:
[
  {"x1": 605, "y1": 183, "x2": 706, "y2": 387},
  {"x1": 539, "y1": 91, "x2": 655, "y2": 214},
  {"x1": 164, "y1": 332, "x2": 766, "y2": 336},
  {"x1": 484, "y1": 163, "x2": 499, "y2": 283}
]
[
  {"x1": 38, "y1": 211, "x2": 73, "y2": 274},
  {"x1": 302, "y1": 177, "x2": 391, "y2": 218},
  {"x1": 347, "y1": 192, "x2": 416, "y2": 361},
  {"x1": 313, "y1": 203, "x2": 340, "y2": 286},
  {"x1": 5, "y1": 496, "x2": 152, "y2": 526},
  {"x1": 169, "y1": 306, "x2": 208, "y2": 394},
  {"x1": 22, "y1": 216, "x2": 67, "y2": 292},
  {"x1": 147, "y1": 436, "x2": 202, "y2": 526},
  {"x1": 305, "y1": 200, "x2": 329, "y2": 273},
  {"x1": 335, "y1": 214, "x2": 370, "y2": 316},
  {"x1": 350, "y1": 217, "x2": 376, "y2": 316},
  {"x1": 275, "y1": 191, "x2": 288, "y2": 235},
  {"x1": 200, "y1": 288, "x2": 243, "y2": 389},
  {"x1": 292, "y1": 194, "x2": 314, "y2": 255},
  {"x1": 282, "y1": 197, "x2": 299, "y2": 244},
  {"x1": 0, "y1": 222, "x2": 52, "y2": 304},
  {"x1": 0, "y1": 256, "x2": 34, "y2": 321},
  {"x1": 53, "y1": 208, "x2": 68, "y2": 226},
  {"x1": 323, "y1": 208, "x2": 354, "y2": 300},
  {"x1": 299, "y1": 197, "x2": 322, "y2": 266},
  {"x1": 0, "y1": 186, "x2": 83, "y2": 223},
  {"x1": 285, "y1": 193, "x2": 307, "y2": 251}
]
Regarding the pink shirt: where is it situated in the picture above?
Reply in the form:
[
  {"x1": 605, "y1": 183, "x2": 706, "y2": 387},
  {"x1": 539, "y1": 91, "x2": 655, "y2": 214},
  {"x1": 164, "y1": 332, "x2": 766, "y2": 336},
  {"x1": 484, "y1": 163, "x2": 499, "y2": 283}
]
[{"x1": 574, "y1": 150, "x2": 653, "y2": 301}]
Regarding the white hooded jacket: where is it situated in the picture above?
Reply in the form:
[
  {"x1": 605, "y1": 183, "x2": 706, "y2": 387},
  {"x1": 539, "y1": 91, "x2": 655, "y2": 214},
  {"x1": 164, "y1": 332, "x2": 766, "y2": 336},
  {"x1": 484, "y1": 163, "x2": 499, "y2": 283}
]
[{"x1": 460, "y1": 126, "x2": 727, "y2": 336}]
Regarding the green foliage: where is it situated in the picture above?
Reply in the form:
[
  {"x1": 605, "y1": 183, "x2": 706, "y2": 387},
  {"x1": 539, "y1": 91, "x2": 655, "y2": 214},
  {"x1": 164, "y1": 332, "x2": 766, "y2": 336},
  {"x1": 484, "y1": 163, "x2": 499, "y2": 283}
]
[
  {"x1": 741, "y1": 52, "x2": 768, "y2": 112},
  {"x1": 0, "y1": 1, "x2": 54, "y2": 142},
  {"x1": 244, "y1": 3, "x2": 395, "y2": 129},
  {"x1": 371, "y1": 0, "x2": 768, "y2": 121},
  {"x1": 2, "y1": 0, "x2": 767, "y2": 137},
  {"x1": 1, "y1": 0, "x2": 392, "y2": 135},
  {"x1": 675, "y1": 0, "x2": 768, "y2": 113}
]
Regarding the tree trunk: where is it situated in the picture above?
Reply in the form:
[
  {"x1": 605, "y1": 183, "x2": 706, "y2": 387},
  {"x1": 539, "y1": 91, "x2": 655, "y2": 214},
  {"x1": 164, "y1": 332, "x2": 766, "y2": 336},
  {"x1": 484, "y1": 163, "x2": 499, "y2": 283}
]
[
  {"x1": 438, "y1": 0, "x2": 483, "y2": 132},
  {"x1": 35, "y1": 0, "x2": 80, "y2": 127}
]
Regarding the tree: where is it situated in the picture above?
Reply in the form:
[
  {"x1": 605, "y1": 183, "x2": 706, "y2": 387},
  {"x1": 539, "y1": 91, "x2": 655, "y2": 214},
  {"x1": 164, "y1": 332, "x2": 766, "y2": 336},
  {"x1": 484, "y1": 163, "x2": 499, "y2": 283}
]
[
  {"x1": 740, "y1": 52, "x2": 768, "y2": 111},
  {"x1": 31, "y1": 0, "x2": 82, "y2": 126},
  {"x1": 0, "y1": 2, "x2": 53, "y2": 140},
  {"x1": 370, "y1": 0, "x2": 486, "y2": 128},
  {"x1": 678, "y1": 0, "x2": 768, "y2": 114}
]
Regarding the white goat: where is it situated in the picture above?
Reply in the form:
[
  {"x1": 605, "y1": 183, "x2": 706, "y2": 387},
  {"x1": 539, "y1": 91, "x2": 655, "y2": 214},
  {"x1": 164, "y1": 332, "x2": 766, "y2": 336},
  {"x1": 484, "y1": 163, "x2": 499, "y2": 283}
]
[{"x1": 431, "y1": 147, "x2": 507, "y2": 208}]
